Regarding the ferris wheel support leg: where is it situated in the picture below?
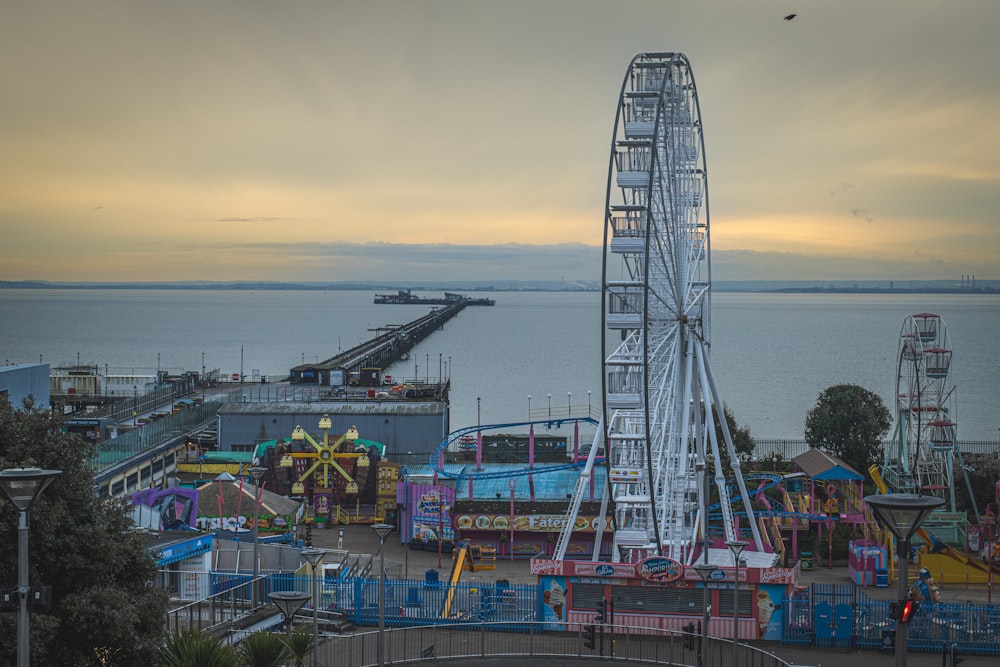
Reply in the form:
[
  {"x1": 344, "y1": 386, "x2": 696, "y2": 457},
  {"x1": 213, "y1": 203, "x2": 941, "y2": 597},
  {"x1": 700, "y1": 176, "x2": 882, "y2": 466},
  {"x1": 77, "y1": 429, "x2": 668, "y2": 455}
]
[{"x1": 695, "y1": 340, "x2": 766, "y2": 554}]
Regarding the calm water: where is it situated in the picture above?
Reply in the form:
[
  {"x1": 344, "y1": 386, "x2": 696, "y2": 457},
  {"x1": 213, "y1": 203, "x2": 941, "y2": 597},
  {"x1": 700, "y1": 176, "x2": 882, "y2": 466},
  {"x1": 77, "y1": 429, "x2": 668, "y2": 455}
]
[{"x1": 1, "y1": 289, "x2": 997, "y2": 441}]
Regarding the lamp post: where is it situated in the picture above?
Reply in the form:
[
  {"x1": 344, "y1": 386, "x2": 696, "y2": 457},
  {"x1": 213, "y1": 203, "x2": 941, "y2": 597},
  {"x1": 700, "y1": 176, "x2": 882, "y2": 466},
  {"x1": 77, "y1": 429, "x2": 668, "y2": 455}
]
[
  {"x1": 301, "y1": 547, "x2": 327, "y2": 658},
  {"x1": 269, "y1": 590, "x2": 311, "y2": 635},
  {"x1": 249, "y1": 466, "x2": 267, "y2": 607},
  {"x1": 0, "y1": 467, "x2": 62, "y2": 667},
  {"x1": 726, "y1": 539, "x2": 748, "y2": 650},
  {"x1": 372, "y1": 523, "x2": 394, "y2": 667},
  {"x1": 865, "y1": 493, "x2": 945, "y2": 667},
  {"x1": 693, "y1": 561, "x2": 718, "y2": 667}
]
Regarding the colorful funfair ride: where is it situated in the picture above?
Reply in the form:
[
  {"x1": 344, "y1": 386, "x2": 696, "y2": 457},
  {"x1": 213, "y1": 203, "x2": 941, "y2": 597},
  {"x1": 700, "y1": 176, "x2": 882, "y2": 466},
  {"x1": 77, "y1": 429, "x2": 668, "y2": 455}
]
[
  {"x1": 279, "y1": 415, "x2": 377, "y2": 522},
  {"x1": 882, "y1": 313, "x2": 977, "y2": 518}
]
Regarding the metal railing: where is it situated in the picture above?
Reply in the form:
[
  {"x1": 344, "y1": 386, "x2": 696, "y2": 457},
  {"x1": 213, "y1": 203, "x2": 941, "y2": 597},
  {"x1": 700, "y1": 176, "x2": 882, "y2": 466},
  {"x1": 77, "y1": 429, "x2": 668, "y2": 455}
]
[
  {"x1": 309, "y1": 621, "x2": 794, "y2": 667},
  {"x1": 166, "y1": 576, "x2": 264, "y2": 635},
  {"x1": 752, "y1": 439, "x2": 999, "y2": 460}
]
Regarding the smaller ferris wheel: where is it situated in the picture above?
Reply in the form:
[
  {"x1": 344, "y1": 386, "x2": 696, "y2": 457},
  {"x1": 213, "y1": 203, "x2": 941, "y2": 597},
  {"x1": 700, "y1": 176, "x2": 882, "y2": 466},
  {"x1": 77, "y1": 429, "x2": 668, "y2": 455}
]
[{"x1": 885, "y1": 313, "x2": 971, "y2": 514}]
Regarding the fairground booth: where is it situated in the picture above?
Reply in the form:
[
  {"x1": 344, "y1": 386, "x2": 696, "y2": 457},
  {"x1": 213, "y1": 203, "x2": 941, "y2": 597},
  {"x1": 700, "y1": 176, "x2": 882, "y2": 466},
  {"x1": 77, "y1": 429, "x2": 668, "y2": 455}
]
[{"x1": 530, "y1": 555, "x2": 800, "y2": 640}]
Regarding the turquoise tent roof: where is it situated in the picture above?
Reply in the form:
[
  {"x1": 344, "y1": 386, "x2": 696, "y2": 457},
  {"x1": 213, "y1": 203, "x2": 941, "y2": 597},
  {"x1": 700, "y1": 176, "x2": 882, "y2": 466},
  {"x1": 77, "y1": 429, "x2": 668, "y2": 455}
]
[{"x1": 404, "y1": 462, "x2": 605, "y2": 502}]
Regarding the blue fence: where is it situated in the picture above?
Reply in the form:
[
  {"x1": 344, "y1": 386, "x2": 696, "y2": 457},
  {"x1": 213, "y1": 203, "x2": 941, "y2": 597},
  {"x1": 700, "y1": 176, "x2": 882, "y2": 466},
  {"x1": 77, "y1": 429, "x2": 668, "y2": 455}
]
[
  {"x1": 203, "y1": 573, "x2": 1000, "y2": 656},
  {"x1": 783, "y1": 583, "x2": 1000, "y2": 656},
  {"x1": 209, "y1": 572, "x2": 538, "y2": 629}
]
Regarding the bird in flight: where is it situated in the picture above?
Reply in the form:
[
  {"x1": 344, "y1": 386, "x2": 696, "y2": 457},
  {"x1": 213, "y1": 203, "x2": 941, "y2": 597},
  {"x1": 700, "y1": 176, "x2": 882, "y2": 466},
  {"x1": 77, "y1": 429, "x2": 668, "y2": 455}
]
[{"x1": 784, "y1": 14, "x2": 797, "y2": 21}]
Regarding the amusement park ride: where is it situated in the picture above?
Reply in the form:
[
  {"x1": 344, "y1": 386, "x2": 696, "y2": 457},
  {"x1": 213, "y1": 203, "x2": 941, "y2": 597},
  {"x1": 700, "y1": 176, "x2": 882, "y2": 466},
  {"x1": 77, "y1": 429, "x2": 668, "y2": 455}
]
[
  {"x1": 275, "y1": 415, "x2": 377, "y2": 521},
  {"x1": 425, "y1": 53, "x2": 997, "y2": 588},
  {"x1": 554, "y1": 53, "x2": 771, "y2": 569},
  {"x1": 883, "y1": 313, "x2": 977, "y2": 517}
]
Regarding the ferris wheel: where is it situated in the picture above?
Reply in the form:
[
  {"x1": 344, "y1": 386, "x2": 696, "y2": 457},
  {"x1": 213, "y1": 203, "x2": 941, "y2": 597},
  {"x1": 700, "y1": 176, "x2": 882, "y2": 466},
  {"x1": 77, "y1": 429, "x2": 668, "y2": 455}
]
[
  {"x1": 886, "y1": 313, "x2": 961, "y2": 509},
  {"x1": 579, "y1": 53, "x2": 763, "y2": 564}
]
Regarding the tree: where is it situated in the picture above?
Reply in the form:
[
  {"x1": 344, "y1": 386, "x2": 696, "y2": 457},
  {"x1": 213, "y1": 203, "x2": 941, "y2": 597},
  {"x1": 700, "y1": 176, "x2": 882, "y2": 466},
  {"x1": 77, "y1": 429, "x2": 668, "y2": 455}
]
[
  {"x1": 0, "y1": 397, "x2": 168, "y2": 666},
  {"x1": 711, "y1": 404, "x2": 755, "y2": 476},
  {"x1": 804, "y1": 384, "x2": 890, "y2": 475}
]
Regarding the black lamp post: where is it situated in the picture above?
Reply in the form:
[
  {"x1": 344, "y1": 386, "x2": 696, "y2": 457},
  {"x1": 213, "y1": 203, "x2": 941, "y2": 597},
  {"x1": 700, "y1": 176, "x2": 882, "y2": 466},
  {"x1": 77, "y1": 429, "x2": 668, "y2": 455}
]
[
  {"x1": 693, "y1": 561, "x2": 718, "y2": 667},
  {"x1": 371, "y1": 523, "x2": 394, "y2": 667},
  {"x1": 301, "y1": 547, "x2": 327, "y2": 657},
  {"x1": 249, "y1": 466, "x2": 267, "y2": 607},
  {"x1": 0, "y1": 467, "x2": 62, "y2": 667},
  {"x1": 269, "y1": 590, "x2": 311, "y2": 635},
  {"x1": 864, "y1": 493, "x2": 945, "y2": 667},
  {"x1": 726, "y1": 539, "x2": 748, "y2": 650}
]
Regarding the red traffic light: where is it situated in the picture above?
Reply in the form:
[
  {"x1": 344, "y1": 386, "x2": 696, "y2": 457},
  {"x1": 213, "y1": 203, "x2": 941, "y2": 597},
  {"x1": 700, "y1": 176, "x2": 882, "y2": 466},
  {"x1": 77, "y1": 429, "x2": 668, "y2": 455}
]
[{"x1": 899, "y1": 598, "x2": 919, "y2": 624}]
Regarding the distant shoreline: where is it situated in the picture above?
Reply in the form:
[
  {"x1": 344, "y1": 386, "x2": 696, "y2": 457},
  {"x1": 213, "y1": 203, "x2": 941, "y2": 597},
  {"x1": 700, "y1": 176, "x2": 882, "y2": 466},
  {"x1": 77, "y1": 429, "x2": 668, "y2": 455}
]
[{"x1": 0, "y1": 280, "x2": 997, "y2": 295}]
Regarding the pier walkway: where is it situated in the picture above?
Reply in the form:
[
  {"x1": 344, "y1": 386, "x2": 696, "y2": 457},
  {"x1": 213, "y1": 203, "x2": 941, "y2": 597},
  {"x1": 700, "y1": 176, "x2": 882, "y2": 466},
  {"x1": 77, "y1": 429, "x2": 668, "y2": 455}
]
[{"x1": 289, "y1": 300, "x2": 469, "y2": 385}]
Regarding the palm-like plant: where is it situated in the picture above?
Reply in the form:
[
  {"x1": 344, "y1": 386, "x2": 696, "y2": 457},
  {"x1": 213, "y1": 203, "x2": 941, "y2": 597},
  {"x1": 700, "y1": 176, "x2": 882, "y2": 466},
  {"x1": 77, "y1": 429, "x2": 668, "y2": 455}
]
[
  {"x1": 162, "y1": 630, "x2": 239, "y2": 667},
  {"x1": 236, "y1": 630, "x2": 293, "y2": 667},
  {"x1": 282, "y1": 631, "x2": 316, "y2": 667}
]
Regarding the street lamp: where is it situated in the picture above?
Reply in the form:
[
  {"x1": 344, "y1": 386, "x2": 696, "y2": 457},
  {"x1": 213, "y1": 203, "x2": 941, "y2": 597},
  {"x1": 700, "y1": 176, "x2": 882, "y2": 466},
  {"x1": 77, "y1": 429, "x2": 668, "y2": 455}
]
[
  {"x1": 249, "y1": 466, "x2": 267, "y2": 607},
  {"x1": 693, "y1": 561, "x2": 718, "y2": 667},
  {"x1": 269, "y1": 590, "x2": 311, "y2": 635},
  {"x1": 0, "y1": 467, "x2": 62, "y2": 667},
  {"x1": 726, "y1": 539, "x2": 748, "y2": 649},
  {"x1": 301, "y1": 547, "x2": 327, "y2": 658},
  {"x1": 371, "y1": 523, "x2": 394, "y2": 667},
  {"x1": 864, "y1": 493, "x2": 945, "y2": 667}
]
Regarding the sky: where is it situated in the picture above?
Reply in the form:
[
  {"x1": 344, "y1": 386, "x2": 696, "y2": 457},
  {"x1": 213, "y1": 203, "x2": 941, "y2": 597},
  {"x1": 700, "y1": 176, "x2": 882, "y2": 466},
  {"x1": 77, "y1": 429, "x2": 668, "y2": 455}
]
[{"x1": 2, "y1": 1, "x2": 998, "y2": 283}]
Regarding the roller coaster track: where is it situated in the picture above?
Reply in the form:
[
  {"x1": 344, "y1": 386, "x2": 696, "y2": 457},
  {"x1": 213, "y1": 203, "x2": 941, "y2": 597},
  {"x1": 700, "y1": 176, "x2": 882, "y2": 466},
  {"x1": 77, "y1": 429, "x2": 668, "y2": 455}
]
[{"x1": 430, "y1": 418, "x2": 601, "y2": 480}]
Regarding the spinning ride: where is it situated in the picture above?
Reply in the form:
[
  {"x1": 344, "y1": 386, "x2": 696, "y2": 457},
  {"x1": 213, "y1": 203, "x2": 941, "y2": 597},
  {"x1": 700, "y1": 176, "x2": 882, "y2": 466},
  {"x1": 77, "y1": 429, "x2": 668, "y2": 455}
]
[
  {"x1": 559, "y1": 53, "x2": 764, "y2": 564},
  {"x1": 285, "y1": 416, "x2": 371, "y2": 513}
]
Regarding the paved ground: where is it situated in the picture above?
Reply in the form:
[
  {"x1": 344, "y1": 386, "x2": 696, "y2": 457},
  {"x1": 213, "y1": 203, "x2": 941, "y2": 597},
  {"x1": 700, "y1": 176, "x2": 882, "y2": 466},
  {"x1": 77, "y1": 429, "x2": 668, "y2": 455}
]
[
  {"x1": 310, "y1": 524, "x2": 996, "y2": 666},
  {"x1": 313, "y1": 523, "x2": 996, "y2": 603}
]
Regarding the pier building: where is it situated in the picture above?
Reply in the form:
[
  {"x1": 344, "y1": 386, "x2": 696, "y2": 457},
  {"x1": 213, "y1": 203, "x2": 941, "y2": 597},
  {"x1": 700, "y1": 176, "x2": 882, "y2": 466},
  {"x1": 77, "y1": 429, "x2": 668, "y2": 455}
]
[{"x1": 0, "y1": 363, "x2": 50, "y2": 408}]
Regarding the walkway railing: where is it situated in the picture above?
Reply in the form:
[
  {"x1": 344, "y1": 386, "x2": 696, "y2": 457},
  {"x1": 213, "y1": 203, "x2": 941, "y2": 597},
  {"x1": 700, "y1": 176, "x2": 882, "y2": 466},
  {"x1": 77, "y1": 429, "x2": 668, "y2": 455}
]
[
  {"x1": 310, "y1": 622, "x2": 794, "y2": 667},
  {"x1": 166, "y1": 576, "x2": 265, "y2": 635}
]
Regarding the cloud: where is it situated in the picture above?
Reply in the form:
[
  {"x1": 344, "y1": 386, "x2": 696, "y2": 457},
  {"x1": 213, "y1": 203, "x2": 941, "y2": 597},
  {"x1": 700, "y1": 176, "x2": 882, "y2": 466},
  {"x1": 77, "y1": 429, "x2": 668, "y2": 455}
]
[{"x1": 848, "y1": 208, "x2": 874, "y2": 223}]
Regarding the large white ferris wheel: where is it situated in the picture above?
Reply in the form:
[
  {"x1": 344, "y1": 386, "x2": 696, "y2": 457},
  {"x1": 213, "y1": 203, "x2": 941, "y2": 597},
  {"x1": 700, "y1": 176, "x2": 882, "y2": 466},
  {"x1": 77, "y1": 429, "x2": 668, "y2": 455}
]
[
  {"x1": 558, "y1": 53, "x2": 765, "y2": 566},
  {"x1": 884, "y1": 313, "x2": 975, "y2": 515}
]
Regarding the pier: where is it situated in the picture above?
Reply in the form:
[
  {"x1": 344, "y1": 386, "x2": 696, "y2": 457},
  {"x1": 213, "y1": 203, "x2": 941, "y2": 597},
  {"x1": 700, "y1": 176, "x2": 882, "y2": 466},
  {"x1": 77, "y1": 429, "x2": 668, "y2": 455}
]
[
  {"x1": 289, "y1": 300, "x2": 469, "y2": 385},
  {"x1": 374, "y1": 289, "x2": 495, "y2": 306}
]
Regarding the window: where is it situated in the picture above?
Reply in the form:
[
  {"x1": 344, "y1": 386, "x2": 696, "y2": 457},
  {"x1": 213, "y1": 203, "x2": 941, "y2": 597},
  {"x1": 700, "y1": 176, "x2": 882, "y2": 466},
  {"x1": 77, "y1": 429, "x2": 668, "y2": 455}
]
[{"x1": 612, "y1": 585, "x2": 703, "y2": 614}]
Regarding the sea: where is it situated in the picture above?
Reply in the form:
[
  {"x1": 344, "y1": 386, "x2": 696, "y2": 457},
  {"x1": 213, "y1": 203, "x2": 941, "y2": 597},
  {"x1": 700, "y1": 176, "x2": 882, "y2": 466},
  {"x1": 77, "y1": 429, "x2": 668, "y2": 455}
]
[{"x1": 1, "y1": 289, "x2": 998, "y2": 442}]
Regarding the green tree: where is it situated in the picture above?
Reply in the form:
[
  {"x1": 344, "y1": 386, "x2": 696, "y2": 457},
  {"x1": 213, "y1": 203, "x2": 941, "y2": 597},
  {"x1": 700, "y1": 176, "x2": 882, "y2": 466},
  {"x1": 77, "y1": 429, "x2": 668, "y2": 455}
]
[
  {"x1": 0, "y1": 397, "x2": 168, "y2": 666},
  {"x1": 711, "y1": 403, "x2": 755, "y2": 476},
  {"x1": 804, "y1": 384, "x2": 890, "y2": 476}
]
